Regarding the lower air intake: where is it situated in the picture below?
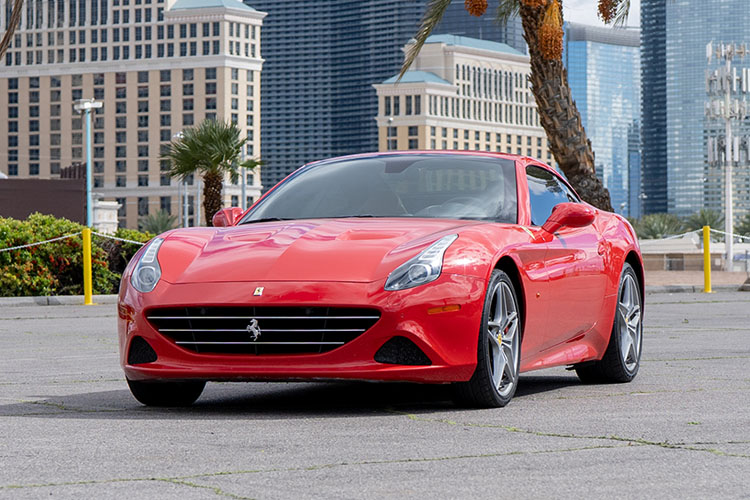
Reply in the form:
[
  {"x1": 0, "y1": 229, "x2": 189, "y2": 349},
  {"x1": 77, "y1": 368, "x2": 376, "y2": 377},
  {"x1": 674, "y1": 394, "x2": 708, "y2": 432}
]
[
  {"x1": 374, "y1": 336, "x2": 432, "y2": 366},
  {"x1": 128, "y1": 336, "x2": 158, "y2": 365}
]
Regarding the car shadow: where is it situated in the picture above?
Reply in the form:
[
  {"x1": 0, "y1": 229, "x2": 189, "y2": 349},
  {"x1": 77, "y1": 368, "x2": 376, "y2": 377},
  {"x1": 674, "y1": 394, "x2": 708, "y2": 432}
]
[{"x1": 2, "y1": 373, "x2": 583, "y2": 420}]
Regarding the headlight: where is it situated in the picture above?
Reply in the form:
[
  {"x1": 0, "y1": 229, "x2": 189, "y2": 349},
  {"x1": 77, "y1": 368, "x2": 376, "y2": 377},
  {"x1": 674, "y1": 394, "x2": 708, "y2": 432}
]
[
  {"x1": 384, "y1": 234, "x2": 458, "y2": 291},
  {"x1": 130, "y1": 238, "x2": 164, "y2": 293}
]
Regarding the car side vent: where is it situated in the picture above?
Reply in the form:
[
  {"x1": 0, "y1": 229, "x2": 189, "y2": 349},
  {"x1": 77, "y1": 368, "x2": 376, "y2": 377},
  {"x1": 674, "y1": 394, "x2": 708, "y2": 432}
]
[
  {"x1": 374, "y1": 336, "x2": 432, "y2": 366},
  {"x1": 128, "y1": 336, "x2": 158, "y2": 365}
]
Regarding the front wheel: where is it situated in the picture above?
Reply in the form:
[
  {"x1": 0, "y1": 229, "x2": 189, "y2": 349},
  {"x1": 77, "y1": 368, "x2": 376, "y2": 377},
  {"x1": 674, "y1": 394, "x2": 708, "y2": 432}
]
[
  {"x1": 575, "y1": 263, "x2": 642, "y2": 384},
  {"x1": 127, "y1": 378, "x2": 206, "y2": 407},
  {"x1": 453, "y1": 269, "x2": 521, "y2": 408}
]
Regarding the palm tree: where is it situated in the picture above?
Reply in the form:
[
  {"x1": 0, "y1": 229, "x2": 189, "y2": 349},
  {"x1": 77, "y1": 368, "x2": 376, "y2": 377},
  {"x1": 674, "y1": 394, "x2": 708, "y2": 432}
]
[
  {"x1": 736, "y1": 213, "x2": 750, "y2": 237},
  {"x1": 139, "y1": 210, "x2": 178, "y2": 234},
  {"x1": 402, "y1": 0, "x2": 633, "y2": 212},
  {"x1": 631, "y1": 213, "x2": 684, "y2": 240},
  {"x1": 0, "y1": 0, "x2": 23, "y2": 60},
  {"x1": 161, "y1": 119, "x2": 260, "y2": 225},
  {"x1": 683, "y1": 209, "x2": 724, "y2": 232}
]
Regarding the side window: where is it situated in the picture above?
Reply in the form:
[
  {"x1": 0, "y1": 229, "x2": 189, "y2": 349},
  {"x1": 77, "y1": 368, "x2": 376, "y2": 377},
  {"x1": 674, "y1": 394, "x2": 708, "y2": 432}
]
[{"x1": 526, "y1": 165, "x2": 575, "y2": 226}]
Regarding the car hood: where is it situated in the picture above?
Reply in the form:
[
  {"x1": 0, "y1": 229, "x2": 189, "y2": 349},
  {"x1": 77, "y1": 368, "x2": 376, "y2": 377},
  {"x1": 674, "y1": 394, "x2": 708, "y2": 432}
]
[{"x1": 162, "y1": 218, "x2": 483, "y2": 284}]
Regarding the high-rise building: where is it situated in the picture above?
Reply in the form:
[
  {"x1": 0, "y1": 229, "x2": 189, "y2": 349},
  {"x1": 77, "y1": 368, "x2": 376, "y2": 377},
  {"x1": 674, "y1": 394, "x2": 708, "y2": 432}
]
[
  {"x1": 432, "y1": 2, "x2": 526, "y2": 54},
  {"x1": 247, "y1": 0, "x2": 526, "y2": 191},
  {"x1": 0, "y1": 0, "x2": 265, "y2": 229},
  {"x1": 374, "y1": 35, "x2": 550, "y2": 164},
  {"x1": 640, "y1": 0, "x2": 667, "y2": 214},
  {"x1": 642, "y1": 0, "x2": 750, "y2": 219},
  {"x1": 564, "y1": 23, "x2": 641, "y2": 217}
]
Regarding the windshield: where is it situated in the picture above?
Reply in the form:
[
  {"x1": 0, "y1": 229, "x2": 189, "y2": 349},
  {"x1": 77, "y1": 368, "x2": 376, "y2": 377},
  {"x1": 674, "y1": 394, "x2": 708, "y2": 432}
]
[{"x1": 240, "y1": 154, "x2": 517, "y2": 224}]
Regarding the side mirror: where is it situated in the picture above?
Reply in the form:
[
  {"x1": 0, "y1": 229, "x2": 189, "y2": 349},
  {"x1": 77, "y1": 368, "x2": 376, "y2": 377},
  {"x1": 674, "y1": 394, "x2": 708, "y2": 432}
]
[
  {"x1": 542, "y1": 203, "x2": 595, "y2": 234},
  {"x1": 212, "y1": 207, "x2": 244, "y2": 227}
]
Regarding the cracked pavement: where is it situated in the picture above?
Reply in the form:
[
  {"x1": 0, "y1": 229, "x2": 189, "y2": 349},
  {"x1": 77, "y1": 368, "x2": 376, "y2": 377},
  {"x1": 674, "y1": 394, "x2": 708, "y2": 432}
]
[{"x1": 1, "y1": 292, "x2": 749, "y2": 499}]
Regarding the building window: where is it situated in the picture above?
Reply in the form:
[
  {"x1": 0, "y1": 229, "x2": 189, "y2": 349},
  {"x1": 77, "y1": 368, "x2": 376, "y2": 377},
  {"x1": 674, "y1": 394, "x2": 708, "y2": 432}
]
[{"x1": 138, "y1": 197, "x2": 149, "y2": 216}]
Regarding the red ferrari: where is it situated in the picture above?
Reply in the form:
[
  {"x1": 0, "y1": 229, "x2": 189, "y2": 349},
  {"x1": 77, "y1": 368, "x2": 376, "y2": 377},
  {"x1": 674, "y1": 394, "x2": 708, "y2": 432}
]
[{"x1": 118, "y1": 151, "x2": 643, "y2": 408}]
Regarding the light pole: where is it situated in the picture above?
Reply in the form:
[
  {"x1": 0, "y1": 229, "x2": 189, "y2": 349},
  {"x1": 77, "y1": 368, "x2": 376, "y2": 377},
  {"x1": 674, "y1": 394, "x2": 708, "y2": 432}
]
[
  {"x1": 172, "y1": 131, "x2": 190, "y2": 228},
  {"x1": 73, "y1": 98, "x2": 102, "y2": 226}
]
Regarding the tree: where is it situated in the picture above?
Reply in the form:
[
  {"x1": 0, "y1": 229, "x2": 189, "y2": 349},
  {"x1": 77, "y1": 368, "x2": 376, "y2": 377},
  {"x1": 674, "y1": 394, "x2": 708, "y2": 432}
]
[
  {"x1": 631, "y1": 213, "x2": 684, "y2": 240},
  {"x1": 683, "y1": 209, "x2": 724, "y2": 232},
  {"x1": 0, "y1": 0, "x2": 23, "y2": 60},
  {"x1": 736, "y1": 213, "x2": 750, "y2": 237},
  {"x1": 161, "y1": 119, "x2": 260, "y2": 225},
  {"x1": 402, "y1": 0, "x2": 634, "y2": 212},
  {"x1": 139, "y1": 210, "x2": 178, "y2": 234}
]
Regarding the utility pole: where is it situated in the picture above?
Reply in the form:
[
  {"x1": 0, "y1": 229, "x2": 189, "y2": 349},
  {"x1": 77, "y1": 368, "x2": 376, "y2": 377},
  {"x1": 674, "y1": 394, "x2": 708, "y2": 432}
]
[
  {"x1": 706, "y1": 42, "x2": 749, "y2": 271},
  {"x1": 73, "y1": 99, "x2": 102, "y2": 227}
]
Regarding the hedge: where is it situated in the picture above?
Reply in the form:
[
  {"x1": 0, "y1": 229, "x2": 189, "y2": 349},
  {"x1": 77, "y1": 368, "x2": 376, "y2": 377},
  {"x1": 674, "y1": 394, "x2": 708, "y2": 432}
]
[{"x1": 0, "y1": 213, "x2": 153, "y2": 297}]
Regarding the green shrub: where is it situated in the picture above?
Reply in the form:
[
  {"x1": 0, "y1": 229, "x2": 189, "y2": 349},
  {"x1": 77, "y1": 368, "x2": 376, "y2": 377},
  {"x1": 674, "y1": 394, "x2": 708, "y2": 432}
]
[{"x1": 0, "y1": 213, "x2": 153, "y2": 297}]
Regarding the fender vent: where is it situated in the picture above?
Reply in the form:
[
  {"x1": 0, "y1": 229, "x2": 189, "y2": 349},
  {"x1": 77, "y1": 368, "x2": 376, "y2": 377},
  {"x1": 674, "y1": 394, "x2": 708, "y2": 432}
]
[
  {"x1": 128, "y1": 336, "x2": 157, "y2": 365},
  {"x1": 374, "y1": 336, "x2": 431, "y2": 366}
]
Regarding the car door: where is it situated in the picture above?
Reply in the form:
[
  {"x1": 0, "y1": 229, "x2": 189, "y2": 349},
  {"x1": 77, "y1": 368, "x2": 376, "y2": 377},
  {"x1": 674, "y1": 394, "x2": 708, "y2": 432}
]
[{"x1": 525, "y1": 165, "x2": 607, "y2": 349}]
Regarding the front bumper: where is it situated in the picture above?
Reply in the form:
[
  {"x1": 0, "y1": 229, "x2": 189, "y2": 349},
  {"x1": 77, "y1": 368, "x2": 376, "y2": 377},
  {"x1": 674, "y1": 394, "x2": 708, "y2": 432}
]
[{"x1": 118, "y1": 275, "x2": 485, "y2": 383}]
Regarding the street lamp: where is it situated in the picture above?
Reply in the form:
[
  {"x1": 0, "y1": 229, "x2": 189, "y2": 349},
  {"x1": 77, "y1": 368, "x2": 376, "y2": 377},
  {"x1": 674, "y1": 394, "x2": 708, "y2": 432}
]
[
  {"x1": 73, "y1": 98, "x2": 102, "y2": 227},
  {"x1": 172, "y1": 131, "x2": 190, "y2": 228}
]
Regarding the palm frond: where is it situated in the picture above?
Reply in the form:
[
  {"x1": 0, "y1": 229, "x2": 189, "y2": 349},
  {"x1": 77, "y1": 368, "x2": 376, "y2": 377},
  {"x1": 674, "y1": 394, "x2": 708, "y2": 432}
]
[
  {"x1": 495, "y1": 0, "x2": 520, "y2": 27},
  {"x1": 398, "y1": 0, "x2": 452, "y2": 80},
  {"x1": 611, "y1": 0, "x2": 631, "y2": 28}
]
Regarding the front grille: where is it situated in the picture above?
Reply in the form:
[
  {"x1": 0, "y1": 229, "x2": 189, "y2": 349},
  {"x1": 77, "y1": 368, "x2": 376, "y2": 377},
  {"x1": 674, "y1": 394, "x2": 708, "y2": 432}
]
[{"x1": 146, "y1": 306, "x2": 380, "y2": 355}]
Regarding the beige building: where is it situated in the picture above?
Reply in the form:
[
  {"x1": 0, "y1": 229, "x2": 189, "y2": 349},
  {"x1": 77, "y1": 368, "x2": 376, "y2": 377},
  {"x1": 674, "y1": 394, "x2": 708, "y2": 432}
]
[
  {"x1": 374, "y1": 35, "x2": 552, "y2": 164},
  {"x1": 0, "y1": 0, "x2": 265, "y2": 228}
]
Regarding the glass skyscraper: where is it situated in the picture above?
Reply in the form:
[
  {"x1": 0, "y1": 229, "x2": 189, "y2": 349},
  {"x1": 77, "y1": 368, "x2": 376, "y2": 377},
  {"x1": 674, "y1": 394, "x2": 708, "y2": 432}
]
[
  {"x1": 640, "y1": 0, "x2": 667, "y2": 214},
  {"x1": 247, "y1": 0, "x2": 526, "y2": 191},
  {"x1": 564, "y1": 23, "x2": 641, "y2": 217},
  {"x1": 643, "y1": 0, "x2": 750, "y2": 218}
]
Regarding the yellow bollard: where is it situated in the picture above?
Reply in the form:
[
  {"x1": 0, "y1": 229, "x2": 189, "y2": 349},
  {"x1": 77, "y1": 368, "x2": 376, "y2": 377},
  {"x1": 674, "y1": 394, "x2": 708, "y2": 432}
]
[
  {"x1": 703, "y1": 226, "x2": 712, "y2": 293},
  {"x1": 83, "y1": 227, "x2": 93, "y2": 305}
]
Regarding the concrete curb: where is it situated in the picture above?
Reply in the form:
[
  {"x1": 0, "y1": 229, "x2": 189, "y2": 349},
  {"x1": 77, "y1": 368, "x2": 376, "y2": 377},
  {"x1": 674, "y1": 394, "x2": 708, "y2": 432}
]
[
  {"x1": 1, "y1": 285, "x2": 748, "y2": 307},
  {"x1": 0, "y1": 295, "x2": 118, "y2": 307}
]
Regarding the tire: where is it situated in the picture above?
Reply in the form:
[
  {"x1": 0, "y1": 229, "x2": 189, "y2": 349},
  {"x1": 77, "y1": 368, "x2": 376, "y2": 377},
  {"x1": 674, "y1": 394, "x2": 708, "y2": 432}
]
[
  {"x1": 453, "y1": 269, "x2": 522, "y2": 408},
  {"x1": 575, "y1": 263, "x2": 642, "y2": 384},
  {"x1": 126, "y1": 378, "x2": 206, "y2": 407}
]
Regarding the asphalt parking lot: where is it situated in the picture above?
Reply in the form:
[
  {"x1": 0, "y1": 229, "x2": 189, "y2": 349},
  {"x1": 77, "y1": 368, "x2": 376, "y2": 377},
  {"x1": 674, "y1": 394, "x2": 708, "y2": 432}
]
[{"x1": 1, "y1": 291, "x2": 749, "y2": 499}]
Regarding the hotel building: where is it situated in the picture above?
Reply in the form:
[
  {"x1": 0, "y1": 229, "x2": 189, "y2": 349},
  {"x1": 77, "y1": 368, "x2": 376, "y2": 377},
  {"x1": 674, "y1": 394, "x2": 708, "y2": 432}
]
[
  {"x1": 0, "y1": 0, "x2": 265, "y2": 228},
  {"x1": 374, "y1": 35, "x2": 551, "y2": 164}
]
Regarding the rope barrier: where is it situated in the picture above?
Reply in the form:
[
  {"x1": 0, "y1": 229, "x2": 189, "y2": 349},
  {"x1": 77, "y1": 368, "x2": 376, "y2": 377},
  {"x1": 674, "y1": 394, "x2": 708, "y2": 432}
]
[
  {"x1": 661, "y1": 230, "x2": 701, "y2": 240},
  {"x1": 0, "y1": 231, "x2": 147, "y2": 254},
  {"x1": 0, "y1": 232, "x2": 82, "y2": 253},
  {"x1": 91, "y1": 231, "x2": 146, "y2": 246},
  {"x1": 708, "y1": 228, "x2": 750, "y2": 242}
]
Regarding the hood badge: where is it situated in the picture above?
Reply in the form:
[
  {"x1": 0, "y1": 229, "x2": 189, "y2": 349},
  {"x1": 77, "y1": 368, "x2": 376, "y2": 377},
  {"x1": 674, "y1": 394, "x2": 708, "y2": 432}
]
[
  {"x1": 246, "y1": 319, "x2": 262, "y2": 341},
  {"x1": 253, "y1": 287, "x2": 264, "y2": 296}
]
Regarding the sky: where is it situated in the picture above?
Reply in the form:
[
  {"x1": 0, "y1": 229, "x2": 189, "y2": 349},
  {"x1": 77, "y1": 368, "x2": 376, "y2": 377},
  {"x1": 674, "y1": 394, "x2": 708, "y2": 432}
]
[{"x1": 563, "y1": 0, "x2": 641, "y2": 28}]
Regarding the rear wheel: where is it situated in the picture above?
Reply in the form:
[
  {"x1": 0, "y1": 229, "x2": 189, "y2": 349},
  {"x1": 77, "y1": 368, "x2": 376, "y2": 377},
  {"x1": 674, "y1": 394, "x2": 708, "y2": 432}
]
[
  {"x1": 454, "y1": 270, "x2": 521, "y2": 408},
  {"x1": 575, "y1": 263, "x2": 642, "y2": 384},
  {"x1": 126, "y1": 378, "x2": 205, "y2": 407}
]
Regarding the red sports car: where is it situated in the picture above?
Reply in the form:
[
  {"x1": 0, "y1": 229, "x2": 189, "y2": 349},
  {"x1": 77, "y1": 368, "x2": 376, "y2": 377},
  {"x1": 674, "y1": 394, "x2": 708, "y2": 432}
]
[{"x1": 118, "y1": 151, "x2": 643, "y2": 408}]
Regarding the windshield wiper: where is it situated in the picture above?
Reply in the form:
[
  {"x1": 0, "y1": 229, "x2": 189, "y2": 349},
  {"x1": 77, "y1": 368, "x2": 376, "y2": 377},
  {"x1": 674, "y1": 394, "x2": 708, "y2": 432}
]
[{"x1": 239, "y1": 217, "x2": 297, "y2": 225}]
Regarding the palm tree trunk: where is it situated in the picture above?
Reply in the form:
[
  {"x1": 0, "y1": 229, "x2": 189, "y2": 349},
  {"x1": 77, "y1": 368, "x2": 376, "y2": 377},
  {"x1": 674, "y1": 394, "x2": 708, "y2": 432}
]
[
  {"x1": 519, "y1": 3, "x2": 613, "y2": 212},
  {"x1": 0, "y1": 0, "x2": 24, "y2": 59},
  {"x1": 203, "y1": 170, "x2": 224, "y2": 226}
]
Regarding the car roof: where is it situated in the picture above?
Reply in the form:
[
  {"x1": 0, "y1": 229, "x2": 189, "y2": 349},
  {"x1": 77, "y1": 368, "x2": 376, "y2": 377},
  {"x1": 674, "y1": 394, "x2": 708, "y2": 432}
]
[{"x1": 302, "y1": 150, "x2": 555, "y2": 173}]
